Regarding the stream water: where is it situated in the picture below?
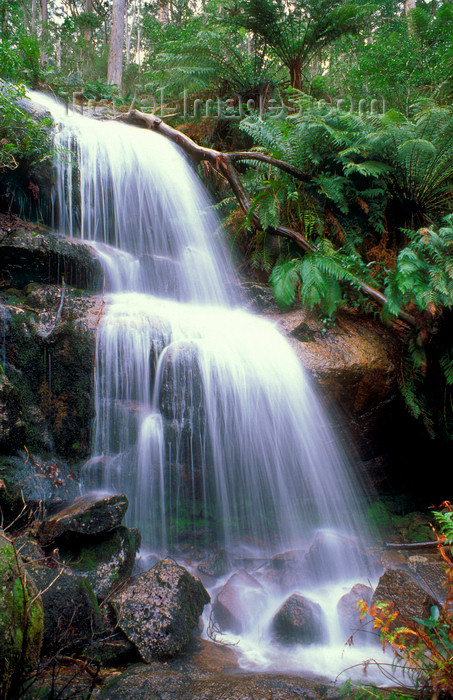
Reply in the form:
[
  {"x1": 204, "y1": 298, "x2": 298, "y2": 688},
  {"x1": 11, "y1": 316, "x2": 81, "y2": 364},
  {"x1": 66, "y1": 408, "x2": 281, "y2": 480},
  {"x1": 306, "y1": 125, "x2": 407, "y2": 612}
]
[{"x1": 30, "y1": 92, "x2": 392, "y2": 684}]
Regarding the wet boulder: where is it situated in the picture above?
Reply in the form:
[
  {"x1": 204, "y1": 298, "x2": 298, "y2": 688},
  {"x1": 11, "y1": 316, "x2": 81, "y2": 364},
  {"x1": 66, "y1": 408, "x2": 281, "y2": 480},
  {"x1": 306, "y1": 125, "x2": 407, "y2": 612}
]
[
  {"x1": 57, "y1": 525, "x2": 141, "y2": 599},
  {"x1": 110, "y1": 557, "x2": 210, "y2": 661},
  {"x1": 158, "y1": 341, "x2": 205, "y2": 427},
  {"x1": 0, "y1": 225, "x2": 103, "y2": 292},
  {"x1": 305, "y1": 531, "x2": 372, "y2": 583},
  {"x1": 25, "y1": 561, "x2": 102, "y2": 655},
  {"x1": 271, "y1": 307, "x2": 399, "y2": 463},
  {"x1": 272, "y1": 593, "x2": 325, "y2": 645},
  {"x1": 407, "y1": 557, "x2": 450, "y2": 606},
  {"x1": 269, "y1": 549, "x2": 310, "y2": 591},
  {"x1": 0, "y1": 531, "x2": 44, "y2": 698},
  {"x1": 212, "y1": 569, "x2": 266, "y2": 635},
  {"x1": 198, "y1": 548, "x2": 232, "y2": 579},
  {"x1": 336, "y1": 583, "x2": 373, "y2": 640},
  {"x1": 38, "y1": 492, "x2": 129, "y2": 545},
  {"x1": 371, "y1": 568, "x2": 438, "y2": 629}
]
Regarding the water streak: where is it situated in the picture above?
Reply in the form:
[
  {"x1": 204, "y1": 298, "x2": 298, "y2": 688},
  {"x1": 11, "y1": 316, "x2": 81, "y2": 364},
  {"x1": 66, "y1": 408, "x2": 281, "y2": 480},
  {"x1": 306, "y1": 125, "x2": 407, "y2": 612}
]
[{"x1": 29, "y1": 91, "x2": 382, "y2": 680}]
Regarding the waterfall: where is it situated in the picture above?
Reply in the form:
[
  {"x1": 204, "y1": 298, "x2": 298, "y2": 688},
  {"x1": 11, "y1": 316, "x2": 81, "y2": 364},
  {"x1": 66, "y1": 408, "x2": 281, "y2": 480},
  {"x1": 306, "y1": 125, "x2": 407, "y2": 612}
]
[{"x1": 30, "y1": 92, "x2": 385, "y2": 681}]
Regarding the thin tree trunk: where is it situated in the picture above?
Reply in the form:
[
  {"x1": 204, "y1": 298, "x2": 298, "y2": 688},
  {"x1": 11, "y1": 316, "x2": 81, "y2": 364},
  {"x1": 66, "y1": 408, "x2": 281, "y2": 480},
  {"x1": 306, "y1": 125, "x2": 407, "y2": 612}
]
[
  {"x1": 125, "y1": 0, "x2": 135, "y2": 67},
  {"x1": 31, "y1": 0, "x2": 37, "y2": 33},
  {"x1": 39, "y1": 0, "x2": 48, "y2": 66},
  {"x1": 289, "y1": 59, "x2": 302, "y2": 90},
  {"x1": 136, "y1": 0, "x2": 141, "y2": 70},
  {"x1": 107, "y1": 0, "x2": 125, "y2": 88},
  {"x1": 84, "y1": 0, "x2": 93, "y2": 41}
]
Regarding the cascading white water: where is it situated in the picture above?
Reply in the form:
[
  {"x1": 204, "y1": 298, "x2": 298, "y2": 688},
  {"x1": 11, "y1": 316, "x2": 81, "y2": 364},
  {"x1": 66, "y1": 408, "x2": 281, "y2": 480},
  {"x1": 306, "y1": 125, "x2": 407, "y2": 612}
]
[{"x1": 30, "y1": 92, "x2": 388, "y2": 681}]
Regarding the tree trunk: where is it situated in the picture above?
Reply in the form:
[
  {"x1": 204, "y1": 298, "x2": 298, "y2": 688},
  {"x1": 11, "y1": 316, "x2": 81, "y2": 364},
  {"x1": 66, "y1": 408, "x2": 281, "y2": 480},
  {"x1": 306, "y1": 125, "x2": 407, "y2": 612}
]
[
  {"x1": 39, "y1": 0, "x2": 48, "y2": 66},
  {"x1": 107, "y1": 0, "x2": 125, "y2": 89},
  {"x1": 136, "y1": 0, "x2": 142, "y2": 70},
  {"x1": 289, "y1": 59, "x2": 302, "y2": 90},
  {"x1": 31, "y1": 0, "x2": 37, "y2": 33},
  {"x1": 84, "y1": 0, "x2": 93, "y2": 41}
]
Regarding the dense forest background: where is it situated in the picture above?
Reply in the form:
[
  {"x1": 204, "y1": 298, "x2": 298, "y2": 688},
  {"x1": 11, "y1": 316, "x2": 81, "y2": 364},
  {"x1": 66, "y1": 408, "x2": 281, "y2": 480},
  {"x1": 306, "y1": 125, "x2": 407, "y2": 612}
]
[{"x1": 2, "y1": 0, "x2": 453, "y2": 444}]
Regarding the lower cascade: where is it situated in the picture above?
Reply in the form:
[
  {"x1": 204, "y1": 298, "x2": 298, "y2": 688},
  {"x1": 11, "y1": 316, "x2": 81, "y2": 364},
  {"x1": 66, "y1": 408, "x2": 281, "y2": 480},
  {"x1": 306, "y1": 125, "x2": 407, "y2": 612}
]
[{"x1": 32, "y1": 91, "x2": 388, "y2": 682}]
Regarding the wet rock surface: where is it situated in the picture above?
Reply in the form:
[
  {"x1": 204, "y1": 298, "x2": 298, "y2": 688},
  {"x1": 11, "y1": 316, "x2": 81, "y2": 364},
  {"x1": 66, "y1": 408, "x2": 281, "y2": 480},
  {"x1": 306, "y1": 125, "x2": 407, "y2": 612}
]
[
  {"x1": 372, "y1": 567, "x2": 438, "y2": 626},
  {"x1": 212, "y1": 569, "x2": 266, "y2": 634},
  {"x1": 0, "y1": 214, "x2": 102, "y2": 461},
  {"x1": 272, "y1": 593, "x2": 326, "y2": 644},
  {"x1": 0, "y1": 287, "x2": 99, "y2": 460},
  {"x1": 267, "y1": 549, "x2": 311, "y2": 590},
  {"x1": 0, "y1": 222, "x2": 103, "y2": 292},
  {"x1": 269, "y1": 307, "x2": 399, "y2": 432},
  {"x1": 0, "y1": 373, "x2": 26, "y2": 452},
  {"x1": 98, "y1": 638, "x2": 341, "y2": 700},
  {"x1": 305, "y1": 530, "x2": 373, "y2": 583},
  {"x1": 337, "y1": 583, "x2": 373, "y2": 639},
  {"x1": 38, "y1": 492, "x2": 129, "y2": 545},
  {"x1": 198, "y1": 548, "x2": 232, "y2": 579},
  {"x1": 407, "y1": 557, "x2": 450, "y2": 606},
  {"x1": 111, "y1": 557, "x2": 210, "y2": 661}
]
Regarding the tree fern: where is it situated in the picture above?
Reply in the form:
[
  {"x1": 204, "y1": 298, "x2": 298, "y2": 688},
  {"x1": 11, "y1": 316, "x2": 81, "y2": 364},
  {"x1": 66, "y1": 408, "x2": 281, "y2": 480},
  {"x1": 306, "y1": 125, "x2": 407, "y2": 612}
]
[{"x1": 433, "y1": 509, "x2": 453, "y2": 545}]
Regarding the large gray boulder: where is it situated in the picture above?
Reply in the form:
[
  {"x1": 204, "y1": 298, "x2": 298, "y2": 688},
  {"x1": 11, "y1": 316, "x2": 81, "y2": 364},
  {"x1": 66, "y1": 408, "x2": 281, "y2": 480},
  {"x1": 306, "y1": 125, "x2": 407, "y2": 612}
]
[{"x1": 111, "y1": 557, "x2": 210, "y2": 661}]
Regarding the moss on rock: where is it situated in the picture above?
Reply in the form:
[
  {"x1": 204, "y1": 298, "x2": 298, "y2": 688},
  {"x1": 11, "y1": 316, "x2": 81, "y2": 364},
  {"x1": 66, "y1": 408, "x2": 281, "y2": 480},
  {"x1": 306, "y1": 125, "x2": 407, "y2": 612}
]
[{"x1": 0, "y1": 531, "x2": 43, "y2": 699}]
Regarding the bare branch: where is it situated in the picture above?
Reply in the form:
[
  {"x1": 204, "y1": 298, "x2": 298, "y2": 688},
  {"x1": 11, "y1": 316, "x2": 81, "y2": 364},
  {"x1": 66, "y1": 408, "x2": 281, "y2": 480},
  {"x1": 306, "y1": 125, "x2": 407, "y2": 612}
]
[{"x1": 117, "y1": 108, "x2": 417, "y2": 328}]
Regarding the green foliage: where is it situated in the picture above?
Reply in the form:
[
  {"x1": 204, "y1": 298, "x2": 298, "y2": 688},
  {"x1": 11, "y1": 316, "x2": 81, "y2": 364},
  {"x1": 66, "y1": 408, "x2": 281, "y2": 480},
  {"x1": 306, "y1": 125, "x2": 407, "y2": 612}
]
[
  {"x1": 385, "y1": 220, "x2": 453, "y2": 319},
  {"x1": 233, "y1": 98, "x2": 453, "y2": 438},
  {"x1": 143, "y1": 14, "x2": 282, "y2": 103},
  {"x1": 339, "y1": 679, "x2": 413, "y2": 700},
  {"x1": 0, "y1": 30, "x2": 43, "y2": 87},
  {"x1": 433, "y1": 508, "x2": 453, "y2": 545},
  {"x1": 270, "y1": 242, "x2": 368, "y2": 317},
  {"x1": 224, "y1": 0, "x2": 372, "y2": 90},
  {"x1": 0, "y1": 83, "x2": 53, "y2": 173},
  {"x1": 326, "y1": 1, "x2": 453, "y2": 113},
  {"x1": 383, "y1": 216, "x2": 453, "y2": 436}
]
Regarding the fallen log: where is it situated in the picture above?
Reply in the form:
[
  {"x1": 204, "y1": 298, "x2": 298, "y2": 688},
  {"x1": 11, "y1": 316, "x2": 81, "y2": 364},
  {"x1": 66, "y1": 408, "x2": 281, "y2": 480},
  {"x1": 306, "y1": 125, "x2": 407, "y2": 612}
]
[
  {"x1": 384, "y1": 540, "x2": 450, "y2": 550},
  {"x1": 117, "y1": 109, "x2": 417, "y2": 328}
]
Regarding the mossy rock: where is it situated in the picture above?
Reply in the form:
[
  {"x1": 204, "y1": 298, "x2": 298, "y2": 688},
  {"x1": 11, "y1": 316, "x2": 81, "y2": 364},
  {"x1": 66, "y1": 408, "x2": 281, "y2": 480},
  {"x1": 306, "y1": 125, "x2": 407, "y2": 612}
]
[
  {"x1": 25, "y1": 561, "x2": 102, "y2": 656},
  {"x1": 1, "y1": 294, "x2": 97, "y2": 460},
  {"x1": 0, "y1": 373, "x2": 26, "y2": 452},
  {"x1": 0, "y1": 531, "x2": 43, "y2": 699},
  {"x1": 58, "y1": 525, "x2": 141, "y2": 599}
]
